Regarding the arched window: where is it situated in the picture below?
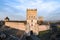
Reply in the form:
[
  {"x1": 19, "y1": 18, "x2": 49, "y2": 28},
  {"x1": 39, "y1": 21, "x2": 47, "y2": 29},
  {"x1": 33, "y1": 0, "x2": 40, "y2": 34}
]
[
  {"x1": 31, "y1": 20, "x2": 33, "y2": 22},
  {"x1": 31, "y1": 24, "x2": 33, "y2": 26}
]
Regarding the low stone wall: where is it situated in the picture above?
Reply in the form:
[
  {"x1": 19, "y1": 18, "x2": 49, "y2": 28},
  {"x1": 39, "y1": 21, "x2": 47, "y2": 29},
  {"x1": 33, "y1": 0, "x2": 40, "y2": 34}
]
[
  {"x1": 5, "y1": 22, "x2": 50, "y2": 33},
  {"x1": 5, "y1": 22, "x2": 26, "y2": 31},
  {"x1": 38, "y1": 25, "x2": 50, "y2": 31}
]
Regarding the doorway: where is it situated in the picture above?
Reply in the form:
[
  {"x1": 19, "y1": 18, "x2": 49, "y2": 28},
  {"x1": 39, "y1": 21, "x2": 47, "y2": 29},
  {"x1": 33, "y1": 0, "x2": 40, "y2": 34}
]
[{"x1": 30, "y1": 30, "x2": 33, "y2": 35}]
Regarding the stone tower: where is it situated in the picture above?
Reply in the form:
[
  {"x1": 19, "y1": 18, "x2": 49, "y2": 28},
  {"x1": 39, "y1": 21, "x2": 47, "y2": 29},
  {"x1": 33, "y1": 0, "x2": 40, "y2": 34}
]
[
  {"x1": 26, "y1": 9, "x2": 38, "y2": 35},
  {"x1": 4, "y1": 17, "x2": 9, "y2": 21},
  {"x1": 38, "y1": 16, "x2": 44, "y2": 25}
]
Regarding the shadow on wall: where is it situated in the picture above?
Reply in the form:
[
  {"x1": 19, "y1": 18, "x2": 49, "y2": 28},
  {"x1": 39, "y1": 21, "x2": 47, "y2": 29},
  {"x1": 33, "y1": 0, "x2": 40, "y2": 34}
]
[{"x1": 0, "y1": 25, "x2": 25, "y2": 38}]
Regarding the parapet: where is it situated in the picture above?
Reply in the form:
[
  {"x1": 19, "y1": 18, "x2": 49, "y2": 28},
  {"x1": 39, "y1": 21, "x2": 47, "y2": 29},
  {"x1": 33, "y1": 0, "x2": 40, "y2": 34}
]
[{"x1": 27, "y1": 9, "x2": 37, "y2": 11}]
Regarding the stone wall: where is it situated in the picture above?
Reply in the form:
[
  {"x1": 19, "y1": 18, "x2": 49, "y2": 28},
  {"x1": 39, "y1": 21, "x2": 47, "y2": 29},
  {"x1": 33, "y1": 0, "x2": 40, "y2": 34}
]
[
  {"x1": 5, "y1": 21, "x2": 50, "y2": 34},
  {"x1": 38, "y1": 25, "x2": 50, "y2": 31},
  {"x1": 5, "y1": 22, "x2": 26, "y2": 31}
]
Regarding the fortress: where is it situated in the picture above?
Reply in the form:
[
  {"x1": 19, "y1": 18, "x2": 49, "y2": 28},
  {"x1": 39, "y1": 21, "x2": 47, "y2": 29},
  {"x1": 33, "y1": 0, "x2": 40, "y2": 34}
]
[{"x1": 4, "y1": 9, "x2": 49, "y2": 35}]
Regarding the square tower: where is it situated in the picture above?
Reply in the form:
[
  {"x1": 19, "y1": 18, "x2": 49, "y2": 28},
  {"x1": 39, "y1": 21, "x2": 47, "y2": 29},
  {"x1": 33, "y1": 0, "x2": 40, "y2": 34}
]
[
  {"x1": 27, "y1": 9, "x2": 37, "y2": 20},
  {"x1": 26, "y1": 9, "x2": 38, "y2": 35}
]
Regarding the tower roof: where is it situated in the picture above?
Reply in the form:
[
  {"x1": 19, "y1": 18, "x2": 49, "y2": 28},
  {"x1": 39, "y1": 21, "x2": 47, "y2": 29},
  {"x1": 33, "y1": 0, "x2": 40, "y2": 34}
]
[{"x1": 5, "y1": 17, "x2": 9, "y2": 19}]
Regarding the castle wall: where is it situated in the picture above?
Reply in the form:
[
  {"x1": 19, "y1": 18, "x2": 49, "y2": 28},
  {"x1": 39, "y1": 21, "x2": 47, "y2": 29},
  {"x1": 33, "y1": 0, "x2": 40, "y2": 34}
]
[
  {"x1": 5, "y1": 22, "x2": 26, "y2": 31},
  {"x1": 38, "y1": 25, "x2": 50, "y2": 31},
  {"x1": 4, "y1": 9, "x2": 50, "y2": 35},
  {"x1": 5, "y1": 21, "x2": 50, "y2": 34}
]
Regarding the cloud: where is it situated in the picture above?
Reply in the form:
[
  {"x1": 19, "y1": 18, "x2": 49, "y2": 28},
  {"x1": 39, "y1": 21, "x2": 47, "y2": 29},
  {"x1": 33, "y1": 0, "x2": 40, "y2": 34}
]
[
  {"x1": 15, "y1": 0, "x2": 60, "y2": 13},
  {"x1": 15, "y1": 0, "x2": 60, "y2": 18},
  {"x1": 0, "y1": 0, "x2": 60, "y2": 20}
]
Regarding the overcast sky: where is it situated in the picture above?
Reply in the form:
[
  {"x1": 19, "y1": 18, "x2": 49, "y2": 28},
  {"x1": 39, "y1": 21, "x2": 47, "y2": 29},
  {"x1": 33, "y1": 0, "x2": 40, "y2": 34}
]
[{"x1": 0, "y1": 0, "x2": 60, "y2": 21}]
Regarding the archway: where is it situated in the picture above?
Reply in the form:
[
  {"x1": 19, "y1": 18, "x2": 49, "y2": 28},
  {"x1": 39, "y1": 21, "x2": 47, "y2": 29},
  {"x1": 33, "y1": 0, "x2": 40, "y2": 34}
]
[{"x1": 30, "y1": 30, "x2": 33, "y2": 35}]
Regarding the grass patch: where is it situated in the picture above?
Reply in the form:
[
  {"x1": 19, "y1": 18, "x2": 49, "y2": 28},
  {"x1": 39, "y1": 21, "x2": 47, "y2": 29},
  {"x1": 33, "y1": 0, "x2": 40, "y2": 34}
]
[
  {"x1": 38, "y1": 30, "x2": 49, "y2": 36},
  {"x1": 38, "y1": 30, "x2": 50, "y2": 40}
]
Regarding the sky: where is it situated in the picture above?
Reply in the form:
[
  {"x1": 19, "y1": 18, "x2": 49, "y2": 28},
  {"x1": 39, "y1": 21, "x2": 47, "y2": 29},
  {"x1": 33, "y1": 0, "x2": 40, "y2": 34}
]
[{"x1": 0, "y1": 0, "x2": 60, "y2": 21}]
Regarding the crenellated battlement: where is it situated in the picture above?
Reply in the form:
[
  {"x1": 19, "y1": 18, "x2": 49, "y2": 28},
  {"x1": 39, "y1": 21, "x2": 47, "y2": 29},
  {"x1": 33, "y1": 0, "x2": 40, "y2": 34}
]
[{"x1": 27, "y1": 9, "x2": 37, "y2": 11}]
